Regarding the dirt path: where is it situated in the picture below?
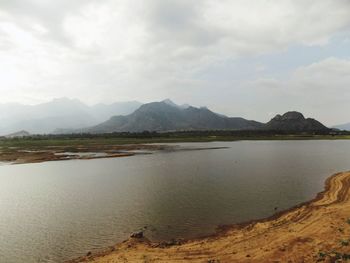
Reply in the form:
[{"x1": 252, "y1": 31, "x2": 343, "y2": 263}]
[{"x1": 69, "y1": 171, "x2": 350, "y2": 263}]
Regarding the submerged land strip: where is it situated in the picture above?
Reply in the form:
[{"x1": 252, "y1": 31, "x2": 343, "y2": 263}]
[
  {"x1": 0, "y1": 140, "x2": 228, "y2": 164},
  {"x1": 68, "y1": 171, "x2": 350, "y2": 263},
  {"x1": 0, "y1": 143, "x2": 173, "y2": 164}
]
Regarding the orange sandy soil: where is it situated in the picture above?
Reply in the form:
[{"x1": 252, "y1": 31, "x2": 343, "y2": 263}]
[
  {"x1": 0, "y1": 144, "x2": 171, "y2": 164},
  {"x1": 69, "y1": 172, "x2": 350, "y2": 263}
]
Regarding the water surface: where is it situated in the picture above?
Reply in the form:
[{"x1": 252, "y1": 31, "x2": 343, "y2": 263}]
[{"x1": 0, "y1": 140, "x2": 350, "y2": 262}]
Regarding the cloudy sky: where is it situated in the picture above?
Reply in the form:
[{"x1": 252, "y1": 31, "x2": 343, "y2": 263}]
[{"x1": 0, "y1": 0, "x2": 350, "y2": 125}]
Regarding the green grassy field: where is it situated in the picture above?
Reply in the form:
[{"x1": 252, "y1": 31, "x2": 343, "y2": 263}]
[{"x1": 1, "y1": 134, "x2": 350, "y2": 150}]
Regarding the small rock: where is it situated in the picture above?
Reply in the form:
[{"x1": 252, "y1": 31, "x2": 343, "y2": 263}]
[
  {"x1": 155, "y1": 238, "x2": 183, "y2": 248},
  {"x1": 86, "y1": 251, "x2": 92, "y2": 256},
  {"x1": 130, "y1": 231, "x2": 143, "y2": 238}
]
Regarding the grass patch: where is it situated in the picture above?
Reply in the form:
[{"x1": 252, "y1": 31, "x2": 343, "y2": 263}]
[{"x1": 1, "y1": 133, "x2": 350, "y2": 150}]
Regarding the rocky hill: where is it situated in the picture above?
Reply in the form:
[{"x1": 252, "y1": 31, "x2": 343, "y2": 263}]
[{"x1": 264, "y1": 111, "x2": 329, "y2": 132}]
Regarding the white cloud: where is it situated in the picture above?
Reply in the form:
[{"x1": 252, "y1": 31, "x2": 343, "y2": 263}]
[
  {"x1": 0, "y1": 0, "x2": 350, "y2": 122},
  {"x1": 243, "y1": 57, "x2": 350, "y2": 125},
  {"x1": 292, "y1": 57, "x2": 350, "y2": 93}
]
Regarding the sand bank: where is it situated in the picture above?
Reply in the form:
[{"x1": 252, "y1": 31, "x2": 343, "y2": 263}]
[{"x1": 69, "y1": 171, "x2": 350, "y2": 262}]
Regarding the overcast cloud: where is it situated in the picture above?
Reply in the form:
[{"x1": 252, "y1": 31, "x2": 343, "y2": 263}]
[{"x1": 0, "y1": 0, "x2": 350, "y2": 125}]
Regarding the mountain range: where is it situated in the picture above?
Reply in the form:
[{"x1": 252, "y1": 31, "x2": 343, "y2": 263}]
[
  {"x1": 1, "y1": 98, "x2": 335, "y2": 135},
  {"x1": 88, "y1": 99, "x2": 263, "y2": 133},
  {"x1": 0, "y1": 98, "x2": 141, "y2": 135},
  {"x1": 78, "y1": 99, "x2": 329, "y2": 134},
  {"x1": 4, "y1": 130, "x2": 31, "y2": 138}
]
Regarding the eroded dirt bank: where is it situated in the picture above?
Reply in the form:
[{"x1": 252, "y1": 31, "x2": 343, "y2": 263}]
[{"x1": 69, "y1": 172, "x2": 350, "y2": 263}]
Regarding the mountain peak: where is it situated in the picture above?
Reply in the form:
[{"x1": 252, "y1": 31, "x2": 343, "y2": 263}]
[
  {"x1": 88, "y1": 101, "x2": 263, "y2": 133},
  {"x1": 180, "y1": 103, "x2": 190, "y2": 109},
  {"x1": 273, "y1": 111, "x2": 305, "y2": 121},
  {"x1": 162, "y1": 99, "x2": 178, "y2": 107},
  {"x1": 161, "y1": 99, "x2": 193, "y2": 110},
  {"x1": 266, "y1": 111, "x2": 328, "y2": 132}
]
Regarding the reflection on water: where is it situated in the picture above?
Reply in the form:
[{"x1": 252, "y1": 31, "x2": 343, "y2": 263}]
[{"x1": 0, "y1": 140, "x2": 350, "y2": 262}]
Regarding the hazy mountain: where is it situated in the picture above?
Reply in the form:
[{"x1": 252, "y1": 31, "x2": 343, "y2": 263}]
[
  {"x1": 18, "y1": 99, "x2": 328, "y2": 134},
  {"x1": 163, "y1": 98, "x2": 190, "y2": 109},
  {"x1": 81, "y1": 102, "x2": 329, "y2": 134},
  {"x1": 87, "y1": 100, "x2": 263, "y2": 133},
  {"x1": 333, "y1": 123, "x2": 350, "y2": 131},
  {"x1": 0, "y1": 98, "x2": 142, "y2": 135},
  {"x1": 4, "y1": 130, "x2": 31, "y2": 138},
  {"x1": 264, "y1": 111, "x2": 329, "y2": 132}
]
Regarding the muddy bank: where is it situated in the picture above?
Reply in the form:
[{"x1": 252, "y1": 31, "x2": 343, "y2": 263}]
[
  {"x1": 0, "y1": 144, "x2": 228, "y2": 164},
  {"x1": 69, "y1": 171, "x2": 350, "y2": 263},
  {"x1": 0, "y1": 144, "x2": 229, "y2": 164},
  {"x1": 0, "y1": 144, "x2": 174, "y2": 164}
]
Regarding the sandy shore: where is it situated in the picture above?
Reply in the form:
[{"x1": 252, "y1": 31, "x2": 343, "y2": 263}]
[{"x1": 69, "y1": 171, "x2": 350, "y2": 263}]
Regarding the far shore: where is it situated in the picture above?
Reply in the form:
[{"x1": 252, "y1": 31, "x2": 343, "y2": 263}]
[
  {"x1": 68, "y1": 171, "x2": 350, "y2": 263},
  {"x1": 0, "y1": 143, "x2": 230, "y2": 164},
  {"x1": 1, "y1": 133, "x2": 350, "y2": 164}
]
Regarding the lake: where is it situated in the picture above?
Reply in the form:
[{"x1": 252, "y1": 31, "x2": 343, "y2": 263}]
[{"x1": 0, "y1": 140, "x2": 350, "y2": 262}]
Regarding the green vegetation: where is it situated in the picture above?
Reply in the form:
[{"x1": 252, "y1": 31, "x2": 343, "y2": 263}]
[
  {"x1": 340, "y1": 240, "x2": 349, "y2": 246},
  {"x1": 317, "y1": 251, "x2": 350, "y2": 261},
  {"x1": 1, "y1": 131, "x2": 350, "y2": 150},
  {"x1": 338, "y1": 228, "x2": 345, "y2": 233},
  {"x1": 316, "y1": 219, "x2": 350, "y2": 262}
]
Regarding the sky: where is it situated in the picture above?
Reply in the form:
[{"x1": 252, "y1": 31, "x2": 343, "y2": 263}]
[{"x1": 0, "y1": 0, "x2": 350, "y2": 125}]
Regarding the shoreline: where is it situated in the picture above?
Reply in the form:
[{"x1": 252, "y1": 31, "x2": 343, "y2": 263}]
[
  {"x1": 1, "y1": 135, "x2": 350, "y2": 164},
  {"x1": 2, "y1": 139, "x2": 350, "y2": 166},
  {"x1": 68, "y1": 171, "x2": 350, "y2": 262},
  {"x1": 0, "y1": 143, "x2": 229, "y2": 165},
  {"x1": 0, "y1": 144, "x2": 172, "y2": 164}
]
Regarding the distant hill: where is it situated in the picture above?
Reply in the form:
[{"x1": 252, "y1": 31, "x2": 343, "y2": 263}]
[
  {"x1": 80, "y1": 102, "x2": 329, "y2": 134},
  {"x1": 0, "y1": 98, "x2": 142, "y2": 135},
  {"x1": 17, "y1": 99, "x2": 328, "y2": 134},
  {"x1": 333, "y1": 123, "x2": 350, "y2": 131},
  {"x1": 264, "y1": 111, "x2": 329, "y2": 132},
  {"x1": 5, "y1": 130, "x2": 31, "y2": 138},
  {"x1": 87, "y1": 100, "x2": 263, "y2": 133}
]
